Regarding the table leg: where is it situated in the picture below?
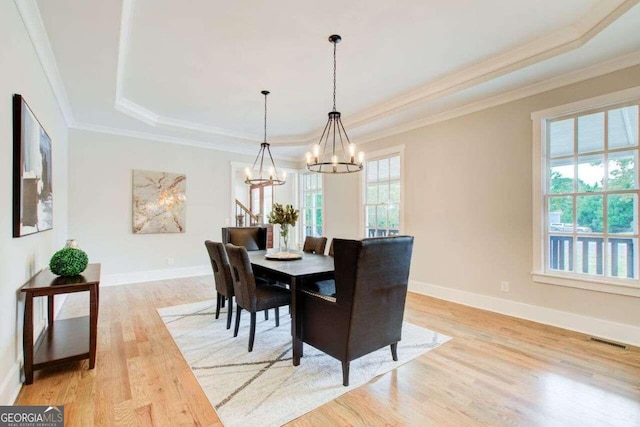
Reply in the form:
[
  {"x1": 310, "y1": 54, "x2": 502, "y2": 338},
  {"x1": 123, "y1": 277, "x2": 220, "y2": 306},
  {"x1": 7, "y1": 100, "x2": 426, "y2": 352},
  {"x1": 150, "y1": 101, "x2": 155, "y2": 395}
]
[
  {"x1": 47, "y1": 295, "x2": 54, "y2": 325},
  {"x1": 291, "y1": 277, "x2": 303, "y2": 366},
  {"x1": 23, "y1": 295, "x2": 34, "y2": 385},
  {"x1": 89, "y1": 284, "x2": 98, "y2": 369}
]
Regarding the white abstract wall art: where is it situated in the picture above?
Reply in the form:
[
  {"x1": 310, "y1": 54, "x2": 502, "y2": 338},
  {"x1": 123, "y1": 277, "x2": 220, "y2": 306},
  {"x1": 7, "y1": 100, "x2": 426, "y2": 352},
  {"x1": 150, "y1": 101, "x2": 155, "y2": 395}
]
[{"x1": 132, "y1": 170, "x2": 186, "y2": 234}]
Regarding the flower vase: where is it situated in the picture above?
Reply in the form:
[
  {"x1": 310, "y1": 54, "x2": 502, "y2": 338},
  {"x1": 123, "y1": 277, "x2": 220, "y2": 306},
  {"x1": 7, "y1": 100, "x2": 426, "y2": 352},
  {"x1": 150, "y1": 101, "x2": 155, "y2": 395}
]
[{"x1": 281, "y1": 224, "x2": 289, "y2": 253}]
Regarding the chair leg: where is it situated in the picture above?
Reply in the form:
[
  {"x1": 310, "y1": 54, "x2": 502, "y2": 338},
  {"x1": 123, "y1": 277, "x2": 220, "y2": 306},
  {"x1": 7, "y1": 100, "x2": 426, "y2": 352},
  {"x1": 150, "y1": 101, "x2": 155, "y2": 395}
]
[
  {"x1": 391, "y1": 343, "x2": 398, "y2": 361},
  {"x1": 342, "y1": 361, "x2": 350, "y2": 387},
  {"x1": 234, "y1": 306, "x2": 242, "y2": 337},
  {"x1": 221, "y1": 296, "x2": 226, "y2": 308},
  {"x1": 226, "y1": 296, "x2": 233, "y2": 330},
  {"x1": 215, "y1": 292, "x2": 221, "y2": 320},
  {"x1": 248, "y1": 312, "x2": 256, "y2": 352},
  {"x1": 275, "y1": 306, "x2": 280, "y2": 327},
  {"x1": 264, "y1": 309, "x2": 269, "y2": 320}
]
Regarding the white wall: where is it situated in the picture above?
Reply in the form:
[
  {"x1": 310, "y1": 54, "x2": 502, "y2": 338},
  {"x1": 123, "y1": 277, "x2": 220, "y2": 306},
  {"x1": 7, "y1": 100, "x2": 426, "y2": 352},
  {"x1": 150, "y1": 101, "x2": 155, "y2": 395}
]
[
  {"x1": 0, "y1": 1, "x2": 69, "y2": 404},
  {"x1": 324, "y1": 64, "x2": 640, "y2": 342},
  {"x1": 68, "y1": 130, "x2": 298, "y2": 283}
]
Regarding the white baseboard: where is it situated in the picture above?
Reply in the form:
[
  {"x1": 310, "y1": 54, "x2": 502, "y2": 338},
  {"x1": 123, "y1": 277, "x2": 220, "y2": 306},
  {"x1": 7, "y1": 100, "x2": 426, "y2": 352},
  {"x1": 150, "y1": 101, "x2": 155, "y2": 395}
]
[
  {"x1": 0, "y1": 362, "x2": 22, "y2": 405},
  {"x1": 101, "y1": 265, "x2": 210, "y2": 287},
  {"x1": 409, "y1": 280, "x2": 640, "y2": 347}
]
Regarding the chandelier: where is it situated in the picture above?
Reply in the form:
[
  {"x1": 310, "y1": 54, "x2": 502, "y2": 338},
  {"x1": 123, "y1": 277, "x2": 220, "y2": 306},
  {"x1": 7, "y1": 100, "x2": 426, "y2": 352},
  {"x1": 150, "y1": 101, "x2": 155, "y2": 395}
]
[
  {"x1": 245, "y1": 90, "x2": 286, "y2": 185},
  {"x1": 306, "y1": 35, "x2": 364, "y2": 174}
]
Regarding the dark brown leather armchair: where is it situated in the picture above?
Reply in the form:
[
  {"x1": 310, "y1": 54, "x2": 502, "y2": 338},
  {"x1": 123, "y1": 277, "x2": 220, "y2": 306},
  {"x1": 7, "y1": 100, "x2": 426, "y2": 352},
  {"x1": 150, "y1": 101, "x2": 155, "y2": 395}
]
[
  {"x1": 226, "y1": 243, "x2": 291, "y2": 352},
  {"x1": 300, "y1": 236, "x2": 414, "y2": 386},
  {"x1": 221, "y1": 227, "x2": 267, "y2": 251},
  {"x1": 204, "y1": 241, "x2": 235, "y2": 329},
  {"x1": 302, "y1": 236, "x2": 328, "y2": 254}
]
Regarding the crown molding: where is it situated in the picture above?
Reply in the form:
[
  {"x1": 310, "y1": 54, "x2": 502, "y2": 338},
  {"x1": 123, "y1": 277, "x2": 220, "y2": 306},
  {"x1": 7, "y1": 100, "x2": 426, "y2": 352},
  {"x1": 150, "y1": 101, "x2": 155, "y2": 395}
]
[
  {"x1": 113, "y1": 0, "x2": 639, "y2": 142},
  {"x1": 14, "y1": 0, "x2": 75, "y2": 125},
  {"x1": 72, "y1": 50, "x2": 640, "y2": 157},
  {"x1": 339, "y1": 0, "x2": 639, "y2": 132},
  {"x1": 69, "y1": 121, "x2": 301, "y2": 161},
  {"x1": 353, "y1": 51, "x2": 640, "y2": 145}
]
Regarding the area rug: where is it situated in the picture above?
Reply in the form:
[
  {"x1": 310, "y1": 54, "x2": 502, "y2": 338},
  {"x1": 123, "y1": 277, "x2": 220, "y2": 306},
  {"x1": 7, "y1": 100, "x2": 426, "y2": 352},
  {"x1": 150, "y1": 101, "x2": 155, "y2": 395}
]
[{"x1": 158, "y1": 300, "x2": 451, "y2": 427}]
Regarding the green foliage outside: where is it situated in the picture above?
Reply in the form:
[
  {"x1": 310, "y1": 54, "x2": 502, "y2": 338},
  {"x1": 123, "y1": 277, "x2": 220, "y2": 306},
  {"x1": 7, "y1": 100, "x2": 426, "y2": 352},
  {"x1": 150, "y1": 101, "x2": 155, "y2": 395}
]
[
  {"x1": 550, "y1": 158, "x2": 634, "y2": 233},
  {"x1": 49, "y1": 247, "x2": 89, "y2": 276}
]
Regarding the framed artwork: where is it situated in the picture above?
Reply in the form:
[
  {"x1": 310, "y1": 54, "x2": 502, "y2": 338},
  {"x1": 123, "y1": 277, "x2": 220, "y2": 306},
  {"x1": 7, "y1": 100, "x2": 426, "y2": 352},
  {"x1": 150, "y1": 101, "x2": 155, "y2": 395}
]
[
  {"x1": 13, "y1": 94, "x2": 53, "y2": 237},
  {"x1": 132, "y1": 169, "x2": 186, "y2": 234}
]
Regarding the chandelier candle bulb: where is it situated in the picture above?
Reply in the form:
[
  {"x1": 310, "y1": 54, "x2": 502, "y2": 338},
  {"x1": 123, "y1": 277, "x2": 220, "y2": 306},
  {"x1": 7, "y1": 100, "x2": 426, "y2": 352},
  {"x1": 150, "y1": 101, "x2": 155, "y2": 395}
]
[{"x1": 358, "y1": 151, "x2": 365, "y2": 164}]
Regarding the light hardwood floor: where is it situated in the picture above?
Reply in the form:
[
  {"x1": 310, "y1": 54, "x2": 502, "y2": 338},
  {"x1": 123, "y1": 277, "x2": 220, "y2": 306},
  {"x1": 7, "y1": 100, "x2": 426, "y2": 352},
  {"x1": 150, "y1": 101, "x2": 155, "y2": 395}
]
[{"x1": 16, "y1": 276, "x2": 640, "y2": 426}]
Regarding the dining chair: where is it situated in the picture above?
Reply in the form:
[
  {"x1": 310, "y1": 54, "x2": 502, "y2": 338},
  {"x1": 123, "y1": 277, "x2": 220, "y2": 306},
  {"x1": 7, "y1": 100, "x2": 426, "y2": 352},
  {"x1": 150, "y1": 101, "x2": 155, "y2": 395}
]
[
  {"x1": 299, "y1": 236, "x2": 414, "y2": 386},
  {"x1": 226, "y1": 243, "x2": 291, "y2": 352},
  {"x1": 204, "y1": 240, "x2": 235, "y2": 330},
  {"x1": 221, "y1": 227, "x2": 267, "y2": 251},
  {"x1": 302, "y1": 236, "x2": 328, "y2": 255}
]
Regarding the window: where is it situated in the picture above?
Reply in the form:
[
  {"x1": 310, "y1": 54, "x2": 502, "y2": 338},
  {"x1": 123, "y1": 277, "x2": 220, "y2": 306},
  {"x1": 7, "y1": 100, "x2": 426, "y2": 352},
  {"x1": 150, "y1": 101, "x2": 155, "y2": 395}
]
[
  {"x1": 364, "y1": 154, "x2": 401, "y2": 237},
  {"x1": 301, "y1": 173, "x2": 322, "y2": 239},
  {"x1": 532, "y1": 87, "x2": 640, "y2": 297}
]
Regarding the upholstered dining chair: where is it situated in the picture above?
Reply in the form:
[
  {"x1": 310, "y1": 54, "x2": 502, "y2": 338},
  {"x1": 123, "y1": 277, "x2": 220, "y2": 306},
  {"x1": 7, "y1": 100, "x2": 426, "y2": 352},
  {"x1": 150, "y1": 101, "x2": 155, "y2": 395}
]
[
  {"x1": 204, "y1": 240, "x2": 235, "y2": 330},
  {"x1": 226, "y1": 243, "x2": 291, "y2": 352},
  {"x1": 299, "y1": 236, "x2": 414, "y2": 386},
  {"x1": 221, "y1": 227, "x2": 267, "y2": 251},
  {"x1": 302, "y1": 236, "x2": 328, "y2": 255}
]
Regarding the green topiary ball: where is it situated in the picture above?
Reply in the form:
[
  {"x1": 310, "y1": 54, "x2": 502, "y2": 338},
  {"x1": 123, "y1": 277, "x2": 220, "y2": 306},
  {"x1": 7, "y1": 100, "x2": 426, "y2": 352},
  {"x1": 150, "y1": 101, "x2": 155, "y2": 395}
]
[{"x1": 49, "y1": 247, "x2": 89, "y2": 276}]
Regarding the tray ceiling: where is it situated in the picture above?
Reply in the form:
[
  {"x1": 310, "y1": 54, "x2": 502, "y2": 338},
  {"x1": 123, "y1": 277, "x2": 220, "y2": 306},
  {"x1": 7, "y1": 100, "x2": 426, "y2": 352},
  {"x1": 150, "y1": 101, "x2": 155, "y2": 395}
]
[{"x1": 23, "y1": 0, "x2": 640, "y2": 158}]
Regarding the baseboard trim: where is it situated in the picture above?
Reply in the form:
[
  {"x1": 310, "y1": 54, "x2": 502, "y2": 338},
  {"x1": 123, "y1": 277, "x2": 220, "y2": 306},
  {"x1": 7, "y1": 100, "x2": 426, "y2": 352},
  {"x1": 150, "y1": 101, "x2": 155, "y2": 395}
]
[
  {"x1": 101, "y1": 265, "x2": 210, "y2": 287},
  {"x1": 0, "y1": 362, "x2": 22, "y2": 405},
  {"x1": 409, "y1": 280, "x2": 640, "y2": 347}
]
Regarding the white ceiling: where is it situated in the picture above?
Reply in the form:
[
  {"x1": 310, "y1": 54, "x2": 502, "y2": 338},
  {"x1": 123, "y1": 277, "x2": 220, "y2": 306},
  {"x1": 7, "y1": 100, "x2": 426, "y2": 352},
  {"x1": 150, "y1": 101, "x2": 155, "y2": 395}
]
[{"x1": 24, "y1": 0, "x2": 640, "y2": 159}]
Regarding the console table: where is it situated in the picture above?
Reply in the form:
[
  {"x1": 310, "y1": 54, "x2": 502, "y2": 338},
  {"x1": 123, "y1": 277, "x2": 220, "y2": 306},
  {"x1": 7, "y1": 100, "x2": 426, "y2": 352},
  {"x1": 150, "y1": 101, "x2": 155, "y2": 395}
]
[{"x1": 21, "y1": 263, "x2": 101, "y2": 384}]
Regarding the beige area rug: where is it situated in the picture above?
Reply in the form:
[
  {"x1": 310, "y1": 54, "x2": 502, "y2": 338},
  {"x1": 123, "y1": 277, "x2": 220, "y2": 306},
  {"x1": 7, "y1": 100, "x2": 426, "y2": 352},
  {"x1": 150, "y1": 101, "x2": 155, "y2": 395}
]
[{"x1": 158, "y1": 300, "x2": 451, "y2": 427}]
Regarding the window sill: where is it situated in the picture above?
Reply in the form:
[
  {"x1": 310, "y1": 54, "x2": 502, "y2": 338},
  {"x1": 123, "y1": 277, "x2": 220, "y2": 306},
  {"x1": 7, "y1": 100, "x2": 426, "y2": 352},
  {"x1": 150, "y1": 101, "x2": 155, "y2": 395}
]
[{"x1": 532, "y1": 272, "x2": 640, "y2": 298}]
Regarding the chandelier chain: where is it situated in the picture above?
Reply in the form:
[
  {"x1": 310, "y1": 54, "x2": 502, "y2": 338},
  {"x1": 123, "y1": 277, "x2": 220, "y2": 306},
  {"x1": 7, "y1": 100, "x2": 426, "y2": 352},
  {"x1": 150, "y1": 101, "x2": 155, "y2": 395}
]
[
  {"x1": 263, "y1": 92, "x2": 268, "y2": 143},
  {"x1": 332, "y1": 41, "x2": 337, "y2": 111}
]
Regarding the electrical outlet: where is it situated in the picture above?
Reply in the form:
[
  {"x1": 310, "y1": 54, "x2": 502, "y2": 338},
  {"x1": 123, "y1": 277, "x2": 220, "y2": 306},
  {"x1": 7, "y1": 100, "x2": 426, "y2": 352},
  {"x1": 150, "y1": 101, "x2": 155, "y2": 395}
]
[
  {"x1": 167, "y1": 257, "x2": 175, "y2": 266},
  {"x1": 500, "y1": 281, "x2": 509, "y2": 292}
]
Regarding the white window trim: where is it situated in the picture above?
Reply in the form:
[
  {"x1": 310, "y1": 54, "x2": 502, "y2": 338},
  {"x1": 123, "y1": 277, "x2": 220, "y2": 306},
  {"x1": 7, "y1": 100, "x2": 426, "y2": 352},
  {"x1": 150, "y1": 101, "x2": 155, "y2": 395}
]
[
  {"x1": 531, "y1": 86, "x2": 640, "y2": 298},
  {"x1": 298, "y1": 170, "x2": 324, "y2": 245},
  {"x1": 359, "y1": 145, "x2": 405, "y2": 237}
]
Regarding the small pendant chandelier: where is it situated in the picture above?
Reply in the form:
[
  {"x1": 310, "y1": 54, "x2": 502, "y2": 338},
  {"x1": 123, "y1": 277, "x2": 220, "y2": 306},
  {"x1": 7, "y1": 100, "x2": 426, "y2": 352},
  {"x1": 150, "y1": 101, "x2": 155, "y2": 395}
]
[
  {"x1": 245, "y1": 90, "x2": 286, "y2": 186},
  {"x1": 306, "y1": 34, "x2": 364, "y2": 174}
]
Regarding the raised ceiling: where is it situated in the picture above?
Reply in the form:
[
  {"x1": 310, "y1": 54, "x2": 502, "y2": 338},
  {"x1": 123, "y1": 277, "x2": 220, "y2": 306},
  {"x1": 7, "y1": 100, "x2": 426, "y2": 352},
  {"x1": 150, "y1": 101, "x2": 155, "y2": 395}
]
[{"x1": 21, "y1": 0, "x2": 640, "y2": 158}]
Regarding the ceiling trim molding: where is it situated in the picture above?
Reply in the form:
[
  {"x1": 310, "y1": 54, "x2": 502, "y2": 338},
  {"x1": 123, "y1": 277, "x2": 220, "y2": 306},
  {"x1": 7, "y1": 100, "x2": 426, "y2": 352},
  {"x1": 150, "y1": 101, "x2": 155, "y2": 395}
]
[
  {"x1": 112, "y1": 0, "x2": 639, "y2": 142},
  {"x1": 354, "y1": 50, "x2": 640, "y2": 145},
  {"x1": 69, "y1": 121, "x2": 301, "y2": 161},
  {"x1": 14, "y1": 0, "x2": 75, "y2": 125},
  {"x1": 335, "y1": 0, "x2": 640, "y2": 134},
  {"x1": 70, "y1": 50, "x2": 640, "y2": 157}
]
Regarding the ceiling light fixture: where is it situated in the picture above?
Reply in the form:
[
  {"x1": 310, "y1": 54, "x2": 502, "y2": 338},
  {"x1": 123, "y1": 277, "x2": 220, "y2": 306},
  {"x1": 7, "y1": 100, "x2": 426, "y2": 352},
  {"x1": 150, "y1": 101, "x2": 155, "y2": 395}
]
[
  {"x1": 245, "y1": 90, "x2": 286, "y2": 186},
  {"x1": 306, "y1": 35, "x2": 364, "y2": 174}
]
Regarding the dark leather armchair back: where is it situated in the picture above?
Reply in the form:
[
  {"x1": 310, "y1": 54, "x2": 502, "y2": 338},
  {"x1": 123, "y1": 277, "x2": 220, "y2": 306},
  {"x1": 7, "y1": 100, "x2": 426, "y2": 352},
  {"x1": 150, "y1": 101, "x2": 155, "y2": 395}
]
[
  {"x1": 302, "y1": 236, "x2": 328, "y2": 254},
  {"x1": 301, "y1": 236, "x2": 414, "y2": 383},
  {"x1": 225, "y1": 243, "x2": 259, "y2": 312},
  {"x1": 221, "y1": 227, "x2": 267, "y2": 251},
  {"x1": 204, "y1": 241, "x2": 234, "y2": 298}
]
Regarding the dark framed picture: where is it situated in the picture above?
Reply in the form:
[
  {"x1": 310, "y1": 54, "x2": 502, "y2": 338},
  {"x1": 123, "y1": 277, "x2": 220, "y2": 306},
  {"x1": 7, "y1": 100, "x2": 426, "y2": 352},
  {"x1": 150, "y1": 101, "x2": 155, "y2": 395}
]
[{"x1": 13, "y1": 94, "x2": 53, "y2": 237}]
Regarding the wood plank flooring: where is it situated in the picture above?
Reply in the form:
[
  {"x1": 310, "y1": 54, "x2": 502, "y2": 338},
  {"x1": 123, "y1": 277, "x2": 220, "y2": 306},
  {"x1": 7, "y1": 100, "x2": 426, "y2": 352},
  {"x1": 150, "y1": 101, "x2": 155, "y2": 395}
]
[{"x1": 15, "y1": 276, "x2": 640, "y2": 426}]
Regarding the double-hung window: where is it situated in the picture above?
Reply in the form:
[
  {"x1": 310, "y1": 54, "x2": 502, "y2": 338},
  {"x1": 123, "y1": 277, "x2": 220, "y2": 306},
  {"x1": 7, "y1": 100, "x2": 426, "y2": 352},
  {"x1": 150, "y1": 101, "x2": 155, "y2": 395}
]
[
  {"x1": 364, "y1": 153, "x2": 401, "y2": 237},
  {"x1": 301, "y1": 172, "x2": 322, "y2": 239},
  {"x1": 533, "y1": 88, "x2": 640, "y2": 296}
]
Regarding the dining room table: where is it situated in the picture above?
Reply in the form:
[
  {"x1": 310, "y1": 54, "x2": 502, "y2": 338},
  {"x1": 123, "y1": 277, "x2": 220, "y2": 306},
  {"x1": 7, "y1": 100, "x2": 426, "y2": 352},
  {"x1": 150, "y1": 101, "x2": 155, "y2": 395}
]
[{"x1": 248, "y1": 250, "x2": 334, "y2": 365}]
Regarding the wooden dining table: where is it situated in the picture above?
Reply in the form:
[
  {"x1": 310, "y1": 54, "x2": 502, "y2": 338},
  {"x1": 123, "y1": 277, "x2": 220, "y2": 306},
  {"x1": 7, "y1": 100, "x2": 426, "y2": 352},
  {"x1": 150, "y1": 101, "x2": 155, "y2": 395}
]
[{"x1": 248, "y1": 251, "x2": 334, "y2": 365}]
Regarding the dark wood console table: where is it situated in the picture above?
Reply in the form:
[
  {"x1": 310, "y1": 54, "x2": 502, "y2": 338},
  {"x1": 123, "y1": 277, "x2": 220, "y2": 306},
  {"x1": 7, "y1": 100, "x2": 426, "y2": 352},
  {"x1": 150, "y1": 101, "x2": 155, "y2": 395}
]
[{"x1": 21, "y1": 263, "x2": 101, "y2": 384}]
